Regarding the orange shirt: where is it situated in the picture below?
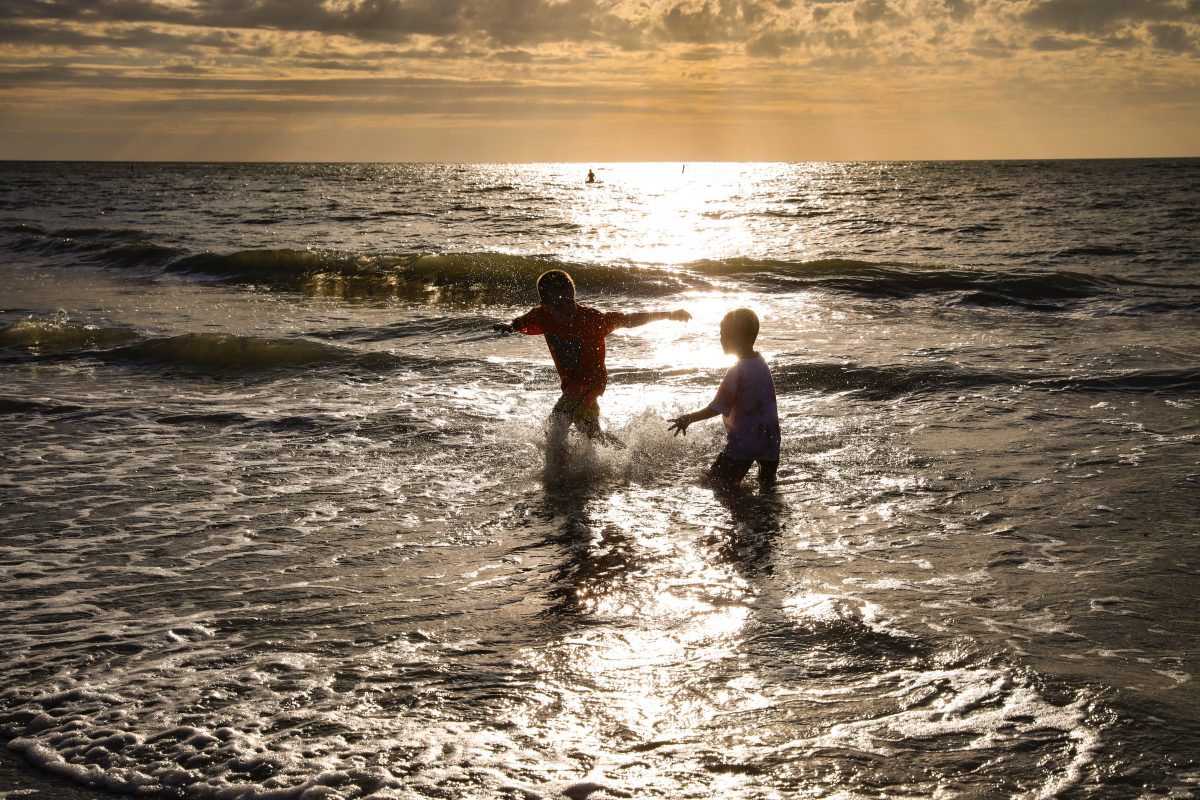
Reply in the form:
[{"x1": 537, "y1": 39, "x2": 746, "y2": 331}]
[{"x1": 512, "y1": 304, "x2": 628, "y2": 401}]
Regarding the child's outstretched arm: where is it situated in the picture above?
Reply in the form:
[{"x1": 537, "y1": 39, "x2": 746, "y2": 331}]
[
  {"x1": 668, "y1": 406, "x2": 719, "y2": 436},
  {"x1": 625, "y1": 309, "x2": 691, "y2": 327},
  {"x1": 494, "y1": 309, "x2": 542, "y2": 335},
  {"x1": 494, "y1": 304, "x2": 547, "y2": 333}
]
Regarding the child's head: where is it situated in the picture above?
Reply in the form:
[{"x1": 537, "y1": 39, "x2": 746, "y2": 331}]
[
  {"x1": 720, "y1": 308, "x2": 759, "y2": 355},
  {"x1": 536, "y1": 269, "x2": 576, "y2": 305}
]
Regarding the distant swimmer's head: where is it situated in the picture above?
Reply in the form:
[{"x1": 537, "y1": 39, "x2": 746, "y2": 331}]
[
  {"x1": 537, "y1": 269, "x2": 576, "y2": 306},
  {"x1": 720, "y1": 308, "x2": 759, "y2": 356}
]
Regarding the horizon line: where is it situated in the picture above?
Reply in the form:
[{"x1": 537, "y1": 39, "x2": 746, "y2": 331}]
[{"x1": 3, "y1": 156, "x2": 1199, "y2": 165}]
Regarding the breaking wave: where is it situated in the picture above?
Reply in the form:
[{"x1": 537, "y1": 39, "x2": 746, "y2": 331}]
[
  {"x1": 103, "y1": 333, "x2": 426, "y2": 374},
  {"x1": 8, "y1": 225, "x2": 1193, "y2": 308},
  {"x1": 1, "y1": 226, "x2": 700, "y2": 300},
  {"x1": 684, "y1": 258, "x2": 1175, "y2": 305},
  {"x1": 5, "y1": 317, "x2": 1197, "y2": 394},
  {"x1": 1, "y1": 329, "x2": 425, "y2": 376},
  {"x1": 771, "y1": 360, "x2": 1200, "y2": 399},
  {"x1": 0, "y1": 319, "x2": 140, "y2": 353},
  {"x1": 1, "y1": 224, "x2": 182, "y2": 270}
]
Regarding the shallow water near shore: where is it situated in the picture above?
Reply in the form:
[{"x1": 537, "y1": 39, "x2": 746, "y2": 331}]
[{"x1": 1, "y1": 160, "x2": 1198, "y2": 799}]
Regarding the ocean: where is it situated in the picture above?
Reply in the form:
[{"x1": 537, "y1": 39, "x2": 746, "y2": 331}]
[{"x1": 0, "y1": 160, "x2": 1197, "y2": 799}]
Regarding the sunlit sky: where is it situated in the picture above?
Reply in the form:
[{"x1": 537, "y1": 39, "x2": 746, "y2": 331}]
[{"x1": 2, "y1": 0, "x2": 1198, "y2": 161}]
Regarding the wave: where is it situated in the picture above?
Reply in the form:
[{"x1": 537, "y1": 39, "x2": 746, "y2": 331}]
[
  {"x1": 4, "y1": 225, "x2": 1193, "y2": 310},
  {"x1": 0, "y1": 396, "x2": 87, "y2": 415},
  {"x1": 1104, "y1": 299, "x2": 1200, "y2": 315},
  {"x1": 155, "y1": 409, "x2": 361, "y2": 433},
  {"x1": 0, "y1": 308, "x2": 509, "y2": 376},
  {"x1": 683, "y1": 258, "x2": 1181, "y2": 305},
  {"x1": 2, "y1": 223, "x2": 699, "y2": 300},
  {"x1": 1053, "y1": 245, "x2": 1138, "y2": 258},
  {"x1": 762, "y1": 209, "x2": 838, "y2": 220},
  {"x1": 0, "y1": 319, "x2": 140, "y2": 353},
  {"x1": 5, "y1": 324, "x2": 1196, "y2": 394},
  {"x1": 15, "y1": 330, "x2": 495, "y2": 378},
  {"x1": 772, "y1": 361, "x2": 1200, "y2": 399},
  {"x1": 176, "y1": 252, "x2": 1177, "y2": 308},
  {"x1": 309, "y1": 314, "x2": 500, "y2": 343},
  {"x1": 1033, "y1": 369, "x2": 1200, "y2": 394},
  {"x1": 689, "y1": 258, "x2": 1109, "y2": 297},
  {"x1": 771, "y1": 361, "x2": 1003, "y2": 400},
  {"x1": 166, "y1": 249, "x2": 698, "y2": 301},
  {"x1": 105, "y1": 333, "x2": 410, "y2": 374},
  {"x1": 387, "y1": 252, "x2": 696, "y2": 299},
  {"x1": 0, "y1": 394, "x2": 436, "y2": 442},
  {"x1": 155, "y1": 408, "x2": 436, "y2": 440},
  {"x1": 2, "y1": 224, "x2": 182, "y2": 269},
  {"x1": 0, "y1": 327, "x2": 402, "y2": 374}
]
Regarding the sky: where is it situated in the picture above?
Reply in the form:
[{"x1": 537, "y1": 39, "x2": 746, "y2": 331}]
[{"x1": 1, "y1": 0, "x2": 1198, "y2": 161}]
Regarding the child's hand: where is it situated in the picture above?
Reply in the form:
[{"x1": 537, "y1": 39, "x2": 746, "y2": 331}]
[
  {"x1": 668, "y1": 416, "x2": 690, "y2": 436},
  {"x1": 493, "y1": 322, "x2": 514, "y2": 334},
  {"x1": 669, "y1": 309, "x2": 691, "y2": 322}
]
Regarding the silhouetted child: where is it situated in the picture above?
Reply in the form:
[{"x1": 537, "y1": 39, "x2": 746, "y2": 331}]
[
  {"x1": 495, "y1": 269, "x2": 690, "y2": 456},
  {"x1": 669, "y1": 308, "x2": 780, "y2": 484}
]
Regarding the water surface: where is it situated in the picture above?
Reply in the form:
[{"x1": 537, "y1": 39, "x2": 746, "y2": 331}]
[{"x1": 1, "y1": 160, "x2": 1198, "y2": 799}]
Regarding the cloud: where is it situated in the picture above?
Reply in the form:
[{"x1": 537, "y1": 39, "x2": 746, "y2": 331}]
[
  {"x1": 1029, "y1": 33, "x2": 1090, "y2": 50},
  {"x1": 1021, "y1": 0, "x2": 1197, "y2": 34},
  {"x1": 0, "y1": 59, "x2": 764, "y2": 124},
  {"x1": 1147, "y1": 21, "x2": 1195, "y2": 49},
  {"x1": 2, "y1": 0, "x2": 1198, "y2": 163},
  {"x1": 492, "y1": 48, "x2": 536, "y2": 62},
  {"x1": 294, "y1": 59, "x2": 385, "y2": 71},
  {"x1": 0, "y1": 0, "x2": 642, "y2": 46},
  {"x1": 0, "y1": 19, "x2": 102, "y2": 46},
  {"x1": 3, "y1": 0, "x2": 1196, "y2": 65},
  {"x1": 745, "y1": 29, "x2": 806, "y2": 56},
  {"x1": 943, "y1": 0, "x2": 975, "y2": 22},
  {"x1": 657, "y1": 3, "x2": 732, "y2": 43},
  {"x1": 457, "y1": 0, "x2": 633, "y2": 47},
  {"x1": 969, "y1": 32, "x2": 1016, "y2": 57},
  {"x1": 3, "y1": 0, "x2": 194, "y2": 26},
  {"x1": 677, "y1": 44, "x2": 725, "y2": 59},
  {"x1": 853, "y1": 0, "x2": 904, "y2": 26}
]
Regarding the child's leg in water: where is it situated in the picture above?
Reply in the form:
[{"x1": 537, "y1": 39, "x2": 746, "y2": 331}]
[
  {"x1": 576, "y1": 416, "x2": 622, "y2": 447},
  {"x1": 548, "y1": 393, "x2": 622, "y2": 448},
  {"x1": 707, "y1": 453, "x2": 754, "y2": 484},
  {"x1": 547, "y1": 411, "x2": 571, "y2": 461}
]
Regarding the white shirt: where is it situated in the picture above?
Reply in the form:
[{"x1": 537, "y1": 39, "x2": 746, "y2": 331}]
[{"x1": 706, "y1": 352, "x2": 781, "y2": 461}]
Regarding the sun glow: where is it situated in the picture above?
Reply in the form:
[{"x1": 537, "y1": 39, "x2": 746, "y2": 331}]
[
  {"x1": 561, "y1": 163, "x2": 782, "y2": 267},
  {"x1": 610, "y1": 291, "x2": 742, "y2": 371}
]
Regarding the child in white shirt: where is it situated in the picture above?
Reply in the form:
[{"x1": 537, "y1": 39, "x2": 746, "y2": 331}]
[{"x1": 669, "y1": 308, "x2": 781, "y2": 484}]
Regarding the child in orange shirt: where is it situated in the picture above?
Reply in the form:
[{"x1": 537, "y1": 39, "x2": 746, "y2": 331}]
[{"x1": 495, "y1": 269, "x2": 690, "y2": 452}]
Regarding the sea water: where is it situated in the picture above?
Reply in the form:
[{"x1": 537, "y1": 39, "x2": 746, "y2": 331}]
[{"x1": 0, "y1": 160, "x2": 1197, "y2": 799}]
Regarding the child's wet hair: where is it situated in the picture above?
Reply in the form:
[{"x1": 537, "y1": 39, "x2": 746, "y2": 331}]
[
  {"x1": 537, "y1": 269, "x2": 576, "y2": 301},
  {"x1": 721, "y1": 308, "x2": 760, "y2": 344}
]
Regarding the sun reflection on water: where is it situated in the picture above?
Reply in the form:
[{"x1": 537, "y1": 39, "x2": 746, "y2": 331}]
[
  {"x1": 492, "y1": 476, "x2": 806, "y2": 797},
  {"x1": 559, "y1": 162, "x2": 812, "y2": 267}
]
